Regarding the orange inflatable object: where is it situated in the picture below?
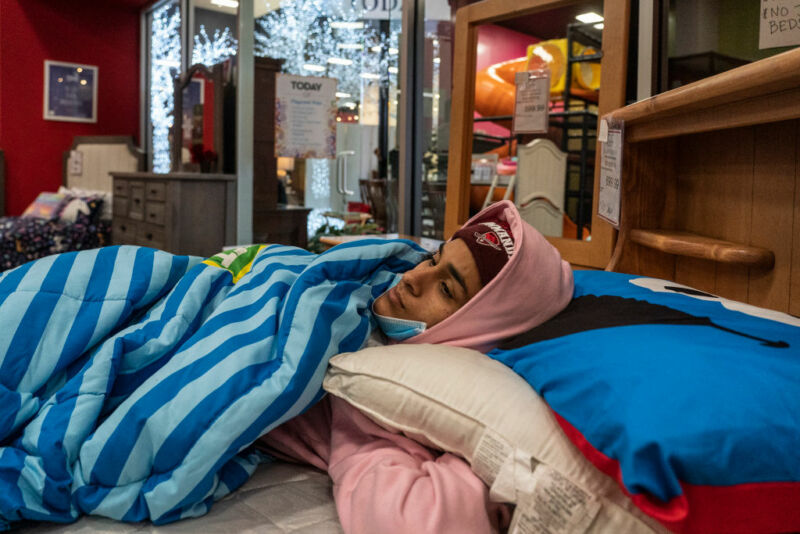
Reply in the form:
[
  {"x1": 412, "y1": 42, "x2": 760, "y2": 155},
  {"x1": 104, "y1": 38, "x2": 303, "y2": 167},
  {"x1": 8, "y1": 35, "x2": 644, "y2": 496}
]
[
  {"x1": 474, "y1": 40, "x2": 600, "y2": 127},
  {"x1": 474, "y1": 56, "x2": 542, "y2": 122}
]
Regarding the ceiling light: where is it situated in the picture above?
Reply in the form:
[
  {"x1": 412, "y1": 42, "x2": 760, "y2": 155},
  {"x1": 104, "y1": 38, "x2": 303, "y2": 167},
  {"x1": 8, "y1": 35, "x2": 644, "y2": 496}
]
[
  {"x1": 370, "y1": 45, "x2": 382, "y2": 52},
  {"x1": 360, "y1": 73, "x2": 380, "y2": 80},
  {"x1": 576, "y1": 12, "x2": 603, "y2": 23},
  {"x1": 338, "y1": 43, "x2": 364, "y2": 50},
  {"x1": 388, "y1": 47, "x2": 399, "y2": 55},
  {"x1": 330, "y1": 21, "x2": 364, "y2": 29},
  {"x1": 594, "y1": 22, "x2": 604, "y2": 29},
  {"x1": 388, "y1": 66, "x2": 398, "y2": 74},
  {"x1": 344, "y1": 102, "x2": 357, "y2": 109},
  {"x1": 211, "y1": 0, "x2": 239, "y2": 8},
  {"x1": 433, "y1": 57, "x2": 441, "y2": 64},
  {"x1": 303, "y1": 64, "x2": 326, "y2": 72},
  {"x1": 328, "y1": 57, "x2": 353, "y2": 65},
  {"x1": 336, "y1": 92, "x2": 351, "y2": 98}
]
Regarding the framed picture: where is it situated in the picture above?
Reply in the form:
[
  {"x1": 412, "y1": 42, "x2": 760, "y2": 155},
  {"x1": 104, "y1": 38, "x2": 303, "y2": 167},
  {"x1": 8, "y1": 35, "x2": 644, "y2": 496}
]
[{"x1": 43, "y1": 60, "x2": 98, "y2": 123}]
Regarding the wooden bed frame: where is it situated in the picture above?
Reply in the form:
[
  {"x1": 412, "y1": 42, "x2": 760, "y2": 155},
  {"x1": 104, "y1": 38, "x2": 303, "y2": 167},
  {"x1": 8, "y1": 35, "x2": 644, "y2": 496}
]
[{"x1": 606, "y1": 47, "x2": 800, "y2": 317}]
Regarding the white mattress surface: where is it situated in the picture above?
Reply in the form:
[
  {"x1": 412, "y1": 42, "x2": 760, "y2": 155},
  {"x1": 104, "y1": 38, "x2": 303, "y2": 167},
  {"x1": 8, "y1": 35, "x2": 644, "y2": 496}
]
[{"x1": 22, "y1": 461, "x2": 344, "y2": 534}]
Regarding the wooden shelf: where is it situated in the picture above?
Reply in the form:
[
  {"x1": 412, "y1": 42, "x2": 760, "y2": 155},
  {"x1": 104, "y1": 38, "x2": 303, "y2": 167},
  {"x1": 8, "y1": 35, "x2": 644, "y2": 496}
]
[{"x1": 629, "y1": 229, "x2": 775, "y2": 269}]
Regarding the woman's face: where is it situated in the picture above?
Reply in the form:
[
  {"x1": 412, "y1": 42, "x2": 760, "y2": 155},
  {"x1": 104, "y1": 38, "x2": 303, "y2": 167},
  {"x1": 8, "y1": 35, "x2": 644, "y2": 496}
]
[{"x1": 373, "y1": 238, "x2": 482, "y2": 327}]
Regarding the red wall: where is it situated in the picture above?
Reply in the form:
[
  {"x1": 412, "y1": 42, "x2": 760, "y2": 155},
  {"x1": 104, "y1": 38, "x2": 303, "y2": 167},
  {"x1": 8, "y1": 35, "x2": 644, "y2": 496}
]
[{"x1": 0, "y1": 0, "x2": 141, "y2": 215}]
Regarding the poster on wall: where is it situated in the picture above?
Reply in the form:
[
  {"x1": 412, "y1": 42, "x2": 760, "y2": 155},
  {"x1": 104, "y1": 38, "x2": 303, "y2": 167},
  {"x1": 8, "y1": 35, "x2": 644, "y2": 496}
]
[
  {"x1": 275, "y1": 73, "x2": 337, "y2": 159},
  {"x1": 43, "y1": 60, "x2": 98, "y2": 123},
  {"x1": 759, "y1": 0, "x2": 800, "y2": 49}
]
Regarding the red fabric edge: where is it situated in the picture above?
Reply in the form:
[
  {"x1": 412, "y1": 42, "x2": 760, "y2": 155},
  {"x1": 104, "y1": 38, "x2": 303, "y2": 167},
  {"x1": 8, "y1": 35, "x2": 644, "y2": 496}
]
[{"x1": 551, "y1": 411, "x2": 800, "y2": 533}]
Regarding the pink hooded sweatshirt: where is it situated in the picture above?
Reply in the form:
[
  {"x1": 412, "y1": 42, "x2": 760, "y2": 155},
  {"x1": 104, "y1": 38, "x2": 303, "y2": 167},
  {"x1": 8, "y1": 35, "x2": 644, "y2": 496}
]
[{"x1": 259, "y1": 201, "x2": 574, "y2": 534}]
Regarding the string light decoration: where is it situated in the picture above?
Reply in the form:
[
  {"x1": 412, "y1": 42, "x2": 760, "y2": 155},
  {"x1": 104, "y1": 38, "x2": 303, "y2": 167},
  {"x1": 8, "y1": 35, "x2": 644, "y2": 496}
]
[
  {"x1": 149, "y1": 2, "x2": 181, "y2": 173},
  {"x1": 192, "y1": 26, "x2": 238, "y2": 66}
]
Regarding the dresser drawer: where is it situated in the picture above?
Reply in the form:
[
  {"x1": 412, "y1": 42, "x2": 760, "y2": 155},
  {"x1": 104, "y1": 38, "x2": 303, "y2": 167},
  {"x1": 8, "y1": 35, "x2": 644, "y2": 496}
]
[
  {"x1": 113, "y1": 197, "x2": 129, "y2": 218},
  {"x1": 113, "y1": 180, "x2": 129, "y2": 198},
  {"x1": 137, "y1": 223, "x2": 166, "y2": 250},
  {"x1": 145, "y1": 182, "x2": 166, "y2": 202},
  {"x1": 128, "y1": 182, "x2": 145, "y2": 220},
  {"x1": 112, "y1": 219, "x2": 138, "y2": 244},
  {"x1": 144, "y1": 202, "x2": 165, "y2": 225}
]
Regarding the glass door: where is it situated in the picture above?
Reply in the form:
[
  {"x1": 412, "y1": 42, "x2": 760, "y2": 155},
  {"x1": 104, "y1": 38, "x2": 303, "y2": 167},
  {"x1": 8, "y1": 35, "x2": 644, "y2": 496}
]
[{"x1": 253, "y1": 0, "x2": 401, "y2": 238}]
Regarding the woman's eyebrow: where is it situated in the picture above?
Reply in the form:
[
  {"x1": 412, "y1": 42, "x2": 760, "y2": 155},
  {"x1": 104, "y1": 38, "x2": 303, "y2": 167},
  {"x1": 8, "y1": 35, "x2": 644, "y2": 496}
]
[{"x1": 440, "y1": 242, "x2": 467, "y2": 295}]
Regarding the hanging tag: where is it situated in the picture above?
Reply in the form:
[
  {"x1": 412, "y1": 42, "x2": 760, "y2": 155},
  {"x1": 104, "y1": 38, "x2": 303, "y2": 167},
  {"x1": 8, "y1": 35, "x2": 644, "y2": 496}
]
[
  {"x1": 509, "y1": 464, "x2": 601, "y2": 534},
  {"x1": 597, "y1": 117, "x2": 624, "y2": 228},
  {"x1": 472, "y1": 427, "x2": 513, "y2": 487},
  {"x1": 597, "y1": 119, "x2": 609, "y2": 143},
  {"x1": 513, "y1": 69, "x2": 550, "y2": 134}
]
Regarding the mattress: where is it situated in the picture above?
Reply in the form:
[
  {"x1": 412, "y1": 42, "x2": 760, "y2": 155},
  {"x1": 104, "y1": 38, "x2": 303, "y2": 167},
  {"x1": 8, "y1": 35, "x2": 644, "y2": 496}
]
[{"x1": 22, "y1": 461, "x2": 344, "y2": 533}]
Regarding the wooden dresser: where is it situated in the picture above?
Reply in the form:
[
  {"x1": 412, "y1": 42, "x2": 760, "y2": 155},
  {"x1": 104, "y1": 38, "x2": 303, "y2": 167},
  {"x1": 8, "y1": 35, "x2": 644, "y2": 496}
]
[{"x1": 111, "y1": 171, "x2": 236, "y2": 257}]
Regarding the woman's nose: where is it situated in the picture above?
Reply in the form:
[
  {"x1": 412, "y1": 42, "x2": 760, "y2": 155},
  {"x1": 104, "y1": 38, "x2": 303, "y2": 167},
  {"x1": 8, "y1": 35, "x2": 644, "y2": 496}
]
[{"x1": 402, "y1": 265, "x2": 428, "y2": 296}]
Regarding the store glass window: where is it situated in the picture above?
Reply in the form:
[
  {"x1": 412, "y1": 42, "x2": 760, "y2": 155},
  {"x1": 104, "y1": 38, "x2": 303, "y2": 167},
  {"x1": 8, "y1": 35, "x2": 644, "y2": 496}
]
[
  {"x1": 419, "y1": 0, "x2": 454, "y2": 240},
  {"x1": 253, "y1": 0, "x2": 401, "y2": 238}
]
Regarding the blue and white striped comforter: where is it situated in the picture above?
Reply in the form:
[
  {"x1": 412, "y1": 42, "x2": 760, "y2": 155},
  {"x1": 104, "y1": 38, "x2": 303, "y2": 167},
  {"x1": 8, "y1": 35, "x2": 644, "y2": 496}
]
[{"x1": 0, "y1": 241, "x2": 425, "y2": 529}]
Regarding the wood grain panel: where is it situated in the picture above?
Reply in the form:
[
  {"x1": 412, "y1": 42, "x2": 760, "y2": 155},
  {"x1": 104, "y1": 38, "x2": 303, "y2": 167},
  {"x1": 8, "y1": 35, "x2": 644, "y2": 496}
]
[
  {"x1": 748, "y1": 120, "x2": 797, "y2": 312},
  {"x1": 791, "y1": 120, "x2": 800, "y2": 317},
  {"x1": 675, "y1": 256, "x2": 717, "y2": 295},
  {"x1": 676, "y1": 128, "x2": 753, "y2": 301}
]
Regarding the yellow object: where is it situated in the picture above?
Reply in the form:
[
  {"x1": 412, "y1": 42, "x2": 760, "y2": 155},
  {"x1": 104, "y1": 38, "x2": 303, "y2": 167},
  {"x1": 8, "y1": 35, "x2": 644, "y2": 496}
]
[{"x1": 525, "y1": 39, "x2": 601, "y2": 94}]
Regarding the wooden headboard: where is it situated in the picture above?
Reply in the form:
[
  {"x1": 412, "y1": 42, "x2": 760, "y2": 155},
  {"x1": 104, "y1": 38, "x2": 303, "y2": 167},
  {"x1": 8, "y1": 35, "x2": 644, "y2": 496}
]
[
  {"x1": 61, "y1": 136, "x2": 144, "y2": 192},
  {"x1": 606, "y1": 47, "x2": 800, "y2": 317}
]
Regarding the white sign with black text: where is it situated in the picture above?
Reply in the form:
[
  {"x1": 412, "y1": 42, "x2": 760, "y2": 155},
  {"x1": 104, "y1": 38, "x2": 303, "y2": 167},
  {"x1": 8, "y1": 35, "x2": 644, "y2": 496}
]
[
  {"x1": 597, "y1": 119, "x2": 624, "y2": 227},
  {"x1": 275, "y1": 74, "x2": 338, "y2": 159},
  {"x1": 759, "y1": 0, "x2": 800, "y2": 49},
  {"x1": 512, "y1": 69, "x2": 551, "y2": 135}
]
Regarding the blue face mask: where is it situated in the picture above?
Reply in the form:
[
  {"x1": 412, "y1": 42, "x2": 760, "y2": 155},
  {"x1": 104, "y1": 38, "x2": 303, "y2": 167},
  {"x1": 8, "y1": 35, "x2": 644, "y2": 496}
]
[{"x1": 373, "y1": 273, "x2": 427, "y2": 341}]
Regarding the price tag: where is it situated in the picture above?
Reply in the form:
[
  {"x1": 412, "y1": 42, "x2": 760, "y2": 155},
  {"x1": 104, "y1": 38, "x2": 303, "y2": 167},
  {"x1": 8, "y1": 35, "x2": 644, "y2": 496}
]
[
  {"x1": 513, "y1": 69, "x2": 550, "y2": 134},
  {"x1": 597, "y1": 118, "x2": 624, "y2": 227}
]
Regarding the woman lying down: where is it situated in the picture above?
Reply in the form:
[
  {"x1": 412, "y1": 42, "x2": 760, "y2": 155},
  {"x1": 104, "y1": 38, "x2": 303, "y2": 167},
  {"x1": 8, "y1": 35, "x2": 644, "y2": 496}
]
[{"x1": 0, "y1": 200, "x2": 573, "y2": 532}]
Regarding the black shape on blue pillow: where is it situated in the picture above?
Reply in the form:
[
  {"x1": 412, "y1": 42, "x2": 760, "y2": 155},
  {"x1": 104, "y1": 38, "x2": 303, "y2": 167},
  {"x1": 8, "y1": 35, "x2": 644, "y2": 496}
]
[{"x1": 499, "y1": 295, "x2": 789, "y2": 350}]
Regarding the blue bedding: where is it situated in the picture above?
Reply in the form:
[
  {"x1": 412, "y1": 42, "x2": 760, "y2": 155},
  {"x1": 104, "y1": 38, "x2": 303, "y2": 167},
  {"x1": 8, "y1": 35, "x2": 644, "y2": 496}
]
[{"x1": 0, "y1": 241, "x2": 425, "y2": 529}]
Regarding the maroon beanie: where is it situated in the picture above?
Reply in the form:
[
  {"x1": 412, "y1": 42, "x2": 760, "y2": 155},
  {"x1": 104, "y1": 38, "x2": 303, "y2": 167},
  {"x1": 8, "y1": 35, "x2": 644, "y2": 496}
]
[{"x1": 452, "y1": 218, "x2": 515, "y2": 287}]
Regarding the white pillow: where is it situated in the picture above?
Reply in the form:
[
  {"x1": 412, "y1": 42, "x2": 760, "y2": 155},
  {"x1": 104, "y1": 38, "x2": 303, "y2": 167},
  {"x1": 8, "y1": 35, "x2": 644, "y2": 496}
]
[{"x1": 324, "y1": 344, "x2": 668, "y2": 534}]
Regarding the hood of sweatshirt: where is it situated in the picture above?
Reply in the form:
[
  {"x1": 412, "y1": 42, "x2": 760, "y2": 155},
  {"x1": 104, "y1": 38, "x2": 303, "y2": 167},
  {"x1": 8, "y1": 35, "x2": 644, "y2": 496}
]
[{"x1": 404, "y1": 200, "x2": 574, "y2": 353}]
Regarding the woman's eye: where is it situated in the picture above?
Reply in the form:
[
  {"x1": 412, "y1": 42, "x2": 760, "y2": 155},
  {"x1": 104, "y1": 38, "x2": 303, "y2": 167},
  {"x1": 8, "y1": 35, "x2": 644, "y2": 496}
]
[
  {"x1": 440, "y1": 281, "x2": 453, "y2": 299},
  {"x1": 428, "y1": 254, "x2": 438, "y2": 266}
]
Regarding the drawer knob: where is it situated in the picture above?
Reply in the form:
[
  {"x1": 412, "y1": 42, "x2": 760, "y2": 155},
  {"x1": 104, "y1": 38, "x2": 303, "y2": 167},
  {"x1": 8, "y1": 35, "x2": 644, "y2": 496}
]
[
  {"x1": 146, "y1": 233, "x2": 153, "y2": 240},
  {"x1": 134, "y1": 198, "x2": 141, "y2": 204},
  {"x1": 120, "y1": 225, "x2": 127, "y2": 232}
]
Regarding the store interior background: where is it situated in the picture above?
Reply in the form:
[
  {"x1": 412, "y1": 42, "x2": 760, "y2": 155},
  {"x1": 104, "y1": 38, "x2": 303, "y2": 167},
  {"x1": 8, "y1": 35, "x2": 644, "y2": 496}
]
[{"x1": 0, "y1": 0, "x2": 792, "y2": 245}]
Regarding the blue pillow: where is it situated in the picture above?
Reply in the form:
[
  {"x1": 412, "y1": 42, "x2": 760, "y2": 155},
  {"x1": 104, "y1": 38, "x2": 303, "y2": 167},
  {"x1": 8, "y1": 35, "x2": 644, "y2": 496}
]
[{"x1": 490, "y1": 271, "x2": 800, "y2": 534}]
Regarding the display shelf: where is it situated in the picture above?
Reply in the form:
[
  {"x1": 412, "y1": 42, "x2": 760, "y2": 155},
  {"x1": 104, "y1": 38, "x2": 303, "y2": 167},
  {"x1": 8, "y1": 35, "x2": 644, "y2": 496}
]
[{"x1": 629, "y1": 229, "x2": 775, "y2": 269}]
